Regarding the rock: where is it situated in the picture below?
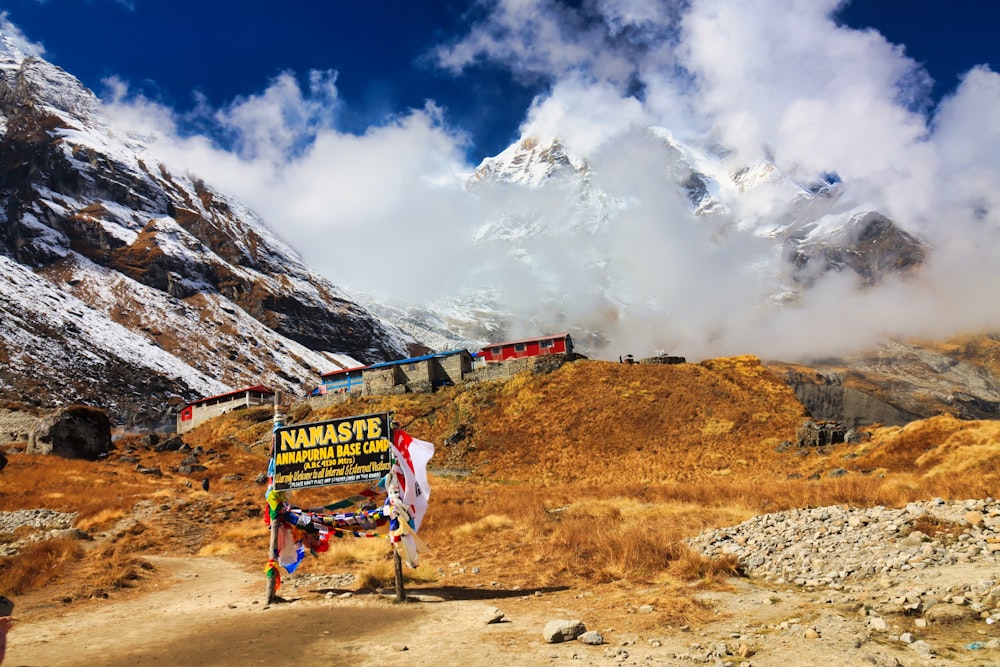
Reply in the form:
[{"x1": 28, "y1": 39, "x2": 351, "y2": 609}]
[
  {"x1": 543, "y1": 619, "x2": 586, "y2": 643},
  {"x1": 577, "y1": 631, "x2": 604, "y2": 645},
  {"x1": 909, "y1": 639, "x2": 934, "y2": 657},
  {"x1": 965, "y1": 511, "x2": 985, "y2": 527},
  {"x1": 924, "y1": 603, "x2": 974, "y2": 624},
  {"x1": 483, "y1": 608, "x2": 505, "y2": 624},
  {"x1": 48, "y1": 527, "x2": 90, "y2": 541},
  {"x1": 153, "y1": 436, "x2": 186, "y2": 452},
  {"x1": 804, "y1": 627, "x2": 820, "y2": 639},
  {"x1": 26, "y1": 405, "x2": 111, "y2": 459}
]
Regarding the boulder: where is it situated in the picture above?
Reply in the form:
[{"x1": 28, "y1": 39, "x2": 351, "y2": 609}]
[
  {"x1": 543, "y1": 619, "x2": 586, "y2": 643},
  {"x1": 27, "y1": 405, "x2": 111, "y2": 460}
]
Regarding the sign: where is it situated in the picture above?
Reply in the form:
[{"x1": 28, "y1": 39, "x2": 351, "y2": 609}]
[{"x1": 271, "y1": 412, "x2": 392, "y2": 490}]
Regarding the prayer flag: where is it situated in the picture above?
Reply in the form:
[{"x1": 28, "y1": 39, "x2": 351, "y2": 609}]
[{"x1": 391, "y1": 429, "x2": 434, "y2": 530}]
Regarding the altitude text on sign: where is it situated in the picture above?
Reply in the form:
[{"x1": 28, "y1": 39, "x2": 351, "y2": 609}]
[{"x1": 272, "y1": 412, "x2": 392, "y2": 490}]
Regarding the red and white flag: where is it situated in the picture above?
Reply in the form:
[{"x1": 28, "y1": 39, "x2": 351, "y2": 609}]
[{"x1": 391, "y1": 428, "x2": 434, "y2": 531}]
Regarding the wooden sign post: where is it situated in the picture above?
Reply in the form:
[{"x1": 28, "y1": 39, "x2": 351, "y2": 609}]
[{"x1": 266, "y1": 391, "x2": 284, "y2": 605}]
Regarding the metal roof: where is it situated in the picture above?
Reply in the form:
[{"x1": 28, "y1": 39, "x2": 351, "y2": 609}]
[
  {"x1": 366, "y1": 348, "x2": 470, "y2": 370},
  {"x1": 319, "y1": 365, "x2": 368, "y2": 379}
]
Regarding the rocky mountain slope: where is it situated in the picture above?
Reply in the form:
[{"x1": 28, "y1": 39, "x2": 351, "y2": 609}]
[
  {"x1": 0, "y1": 35, "x2": 414, "y2": 427},
  {"x1": 770, "y1": 334, "x2": 1000, "y2": 426}
]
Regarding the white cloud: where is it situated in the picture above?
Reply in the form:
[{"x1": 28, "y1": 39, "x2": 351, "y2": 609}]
[
  {"x1": 520, "y1": 76, "x2": 648, "y2": 155},
  {"x1": 0, "y1": 12, "x2": 46, "y2": 57},
  {"x1": 422, "y1": 0, "x2": 1000, "y2": 360},
  {"x1": 102, "y1": 73, "x2": 475, "y2": 303}
]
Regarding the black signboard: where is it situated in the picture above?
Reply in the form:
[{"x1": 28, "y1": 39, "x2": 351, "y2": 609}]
[{"x1": 271, "y1": 412, "x2": 392, "y2": 490}]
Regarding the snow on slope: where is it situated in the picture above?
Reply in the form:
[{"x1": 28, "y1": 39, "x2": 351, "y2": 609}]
[{"x1": 0, "y1": 254, "x2": 226, "y2": 397}]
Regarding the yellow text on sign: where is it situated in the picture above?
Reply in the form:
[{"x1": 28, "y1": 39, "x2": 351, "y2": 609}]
[{"x1": 278, "y1": 416, "x2": 384, "y2": 452}]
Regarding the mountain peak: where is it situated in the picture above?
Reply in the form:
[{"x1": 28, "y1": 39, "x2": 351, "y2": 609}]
[
  {"x1": 0, "y1": 33, "x2": 27, "y2": 69},
  {"x1": 468, "y1": 135, "x2": 584, "y2": 189}
]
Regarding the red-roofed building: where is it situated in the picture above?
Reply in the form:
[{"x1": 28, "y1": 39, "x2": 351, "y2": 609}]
[
  {"x1": 479, "y1": 333, "x2": 573, "y2": 362},
  {"x1": 176, "y1": 385, "x2": 274, "y2": 434}
]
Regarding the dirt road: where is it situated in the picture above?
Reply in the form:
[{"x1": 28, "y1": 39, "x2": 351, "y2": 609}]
[{"x1": 7, "y1": 555, "x2": 1000, "y2": 666}]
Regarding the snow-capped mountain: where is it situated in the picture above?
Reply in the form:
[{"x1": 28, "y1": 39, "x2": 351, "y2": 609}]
[
  {"x1": 374, "y1": 126, "x2": 927, "y2": 356},
  {"x1": 0, "y1": 35, "x2": 414, "y2": 427},
  {"x1": 472, "y1": 129, "x2": 926, "y2": 288}
]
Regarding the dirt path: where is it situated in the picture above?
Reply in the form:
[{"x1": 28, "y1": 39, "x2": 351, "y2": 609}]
[
  {"x1": 5, "y1": 556, "x2": 538, "y2": 667},
  {"x1": 7, "y1": 555, "x2": 1000, "y2": 666}
]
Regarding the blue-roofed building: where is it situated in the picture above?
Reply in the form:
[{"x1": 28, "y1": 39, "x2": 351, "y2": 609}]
[
  {"x1": 317, "y1": 365, "x2": 366, "y2": 396},
  {"x1": 364, "y1": 349, "x2": 473, "y2": 395}
]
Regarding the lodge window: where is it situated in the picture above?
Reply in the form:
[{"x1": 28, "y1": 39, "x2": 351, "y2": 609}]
[
  {"x1": 514, "y1": 343, "x2": 526, "y2": 352},
  {"x1": 540, "y1": 340, "x2": 554, "y2": 349},
  {"x1": 491, "y1": 347, "x2": 501, "y2": 355}
]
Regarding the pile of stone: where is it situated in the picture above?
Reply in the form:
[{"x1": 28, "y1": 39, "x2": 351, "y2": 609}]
[
  {"x1": 0, "y1": 508, "x2": 78, "y2": 557},
  {"x1": 689, "y1": 499, "x2": 1000, "y2": 586}
]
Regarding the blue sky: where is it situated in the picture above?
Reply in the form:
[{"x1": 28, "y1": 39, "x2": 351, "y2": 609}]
[
  {"x1": 3, "y1": 0, "x2": 538, "y2": 160},
  {"x1": 3, "y1": 0, "x2": 996, "y2": 162},
  {"x1": 2, "y1": 1, "x2": 1000, "y2": 359}
]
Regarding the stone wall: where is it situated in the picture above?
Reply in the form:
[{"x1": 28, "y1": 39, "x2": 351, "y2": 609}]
[
  {"x1": 302, "y1": 352, "x2": 573, "y2": 409},
  {"x1": 639, "y1": 355, "x2": 686, "y2": 365},
  {"x1": 467, "y1": 353, "x2": 570, "y2": 384},
  {"x1": 363, "y1": 366, "x2": 402, "y2": 396},
  {"x1": 308, "y1": 390, "x2": 356, "y2": 409},
  {"x1": 397, "y1": 360, "x2": 432, "y2": 387},
  {"x1": 435, "y1": 354, "x2": 471, "y2": 386}
]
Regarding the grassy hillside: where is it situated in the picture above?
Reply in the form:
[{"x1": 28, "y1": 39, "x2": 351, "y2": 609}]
[{"x1": 3, "y1": 355, "x2": 1000, "y2": 627}]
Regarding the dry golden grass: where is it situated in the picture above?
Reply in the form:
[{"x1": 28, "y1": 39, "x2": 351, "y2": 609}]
[
  {"x1": 0, "y1": 537, "x2": 83, "y2": 595},
  {"x1": 910, "y1": 515, "x2": 967, "y2": 541},
  {"x1": 355, "y1": 557, "x2": 438, "y2": 591},
  {"x1": 69, "y1": 538, "x2": 157, "y2": 601},
  {"x1": 450, "y1": 514, "x2": 515, "y2": 540},
  {"x1": 3, "y1": 354, "x2": 1000, "y2": 619},
  {"x1": 198, "y1": 519, "x2": 268, "y2": 557},
  {"x1": 318, "y1": 537, "x2": 393, "y2": 567},
  {"x1": 75, "y1": 508, "x2": 126, "y2": 532}
]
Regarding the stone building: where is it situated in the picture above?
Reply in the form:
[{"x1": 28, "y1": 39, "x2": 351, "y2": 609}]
[{"x1": 363, "y1": 349, "x2": 473, "y2": 395}]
